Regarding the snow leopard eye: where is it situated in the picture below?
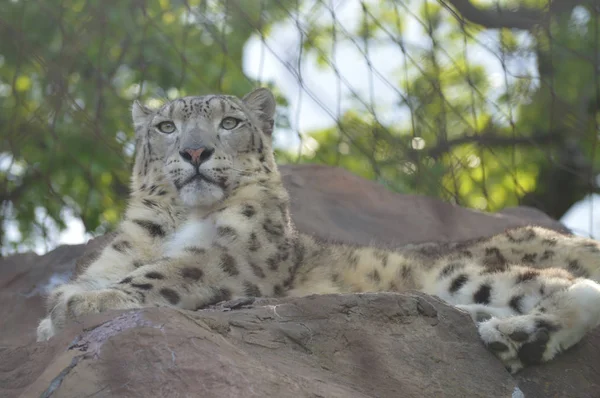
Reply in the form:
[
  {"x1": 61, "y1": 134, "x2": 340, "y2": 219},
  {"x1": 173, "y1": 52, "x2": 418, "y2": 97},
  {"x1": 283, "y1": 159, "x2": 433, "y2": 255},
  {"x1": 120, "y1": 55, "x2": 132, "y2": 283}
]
[
  {"x1": 156, "y1": 121, "x2": 176, "y2": 134},
  {"x1": 220, "y1": 117, "x2": 241, "y2": 130}
]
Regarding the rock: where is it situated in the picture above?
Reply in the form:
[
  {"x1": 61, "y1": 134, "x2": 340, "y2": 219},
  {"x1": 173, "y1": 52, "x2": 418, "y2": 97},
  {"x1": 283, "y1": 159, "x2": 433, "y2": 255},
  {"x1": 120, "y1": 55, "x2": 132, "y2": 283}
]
[
  {"x1": 15, "y1": 294, "x2": 517, "y2": 398},
  {"x1": 0, "y1": 246, "x2": 84, "y2": 347},
  {"x1": 280, "y1": 164, "x2": 568, "y2": 246},
  {"x1": 0, "y1": 164, "x2": 596, "y2": 398}
]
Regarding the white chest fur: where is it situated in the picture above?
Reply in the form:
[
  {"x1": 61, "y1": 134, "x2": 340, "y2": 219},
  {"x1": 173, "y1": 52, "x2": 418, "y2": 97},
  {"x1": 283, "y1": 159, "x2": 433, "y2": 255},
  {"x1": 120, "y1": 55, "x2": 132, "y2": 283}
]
[{"x1": 163, "y1": 218, "x2": 217, "y2": 257}]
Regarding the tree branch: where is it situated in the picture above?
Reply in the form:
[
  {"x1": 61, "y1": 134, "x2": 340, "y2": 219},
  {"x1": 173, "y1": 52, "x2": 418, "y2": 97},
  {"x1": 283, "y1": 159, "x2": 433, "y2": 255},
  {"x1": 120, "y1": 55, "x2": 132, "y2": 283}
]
[
  {"x1": 427, "y1": 131, "x2": 562, "y2": 159},
  {"x1": 440, "y1": 0, "x2": 592, "y2": 30}
]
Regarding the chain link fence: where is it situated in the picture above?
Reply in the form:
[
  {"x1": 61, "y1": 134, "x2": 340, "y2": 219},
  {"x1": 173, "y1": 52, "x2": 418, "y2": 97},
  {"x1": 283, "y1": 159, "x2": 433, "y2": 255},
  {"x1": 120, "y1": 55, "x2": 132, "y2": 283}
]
[{"x1": 1, "y1": 0, "x2": 599, "y2": 253}]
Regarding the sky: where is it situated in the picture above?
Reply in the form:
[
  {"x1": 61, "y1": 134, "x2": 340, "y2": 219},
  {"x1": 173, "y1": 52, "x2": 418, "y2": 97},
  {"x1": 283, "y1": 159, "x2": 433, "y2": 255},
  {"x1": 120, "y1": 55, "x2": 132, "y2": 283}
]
[{"x1": 2, "y1": 0, "x2": 596, "y2": 255}]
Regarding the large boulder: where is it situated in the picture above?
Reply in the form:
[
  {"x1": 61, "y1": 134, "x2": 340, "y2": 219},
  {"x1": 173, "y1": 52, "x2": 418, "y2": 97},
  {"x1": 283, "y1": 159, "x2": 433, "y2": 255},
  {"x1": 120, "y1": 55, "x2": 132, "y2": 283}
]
[
  {"x1": 280, "y1": 164, "x2": 567, "y2": 245},
  {"x1": 1, "y1": 164, "x2": 597, "y2": 398},
  {"x1": 14, "y1": 294, "x2": 518, "y2": 398}
]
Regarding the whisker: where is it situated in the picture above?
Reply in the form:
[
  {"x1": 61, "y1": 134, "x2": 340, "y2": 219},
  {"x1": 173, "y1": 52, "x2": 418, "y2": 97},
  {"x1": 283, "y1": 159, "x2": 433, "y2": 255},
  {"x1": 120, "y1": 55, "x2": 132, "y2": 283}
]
[{"x1": 230, "y1": 167, "x2": 252, "y2": 175}]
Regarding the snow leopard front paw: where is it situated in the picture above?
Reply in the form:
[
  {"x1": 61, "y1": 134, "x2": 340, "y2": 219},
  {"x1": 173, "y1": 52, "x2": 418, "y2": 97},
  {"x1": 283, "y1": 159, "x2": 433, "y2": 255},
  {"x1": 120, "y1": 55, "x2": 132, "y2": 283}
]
[
  {"x1": 37, "y1": 283, "x2": 85, "y2": 341},
  {"x1": 66, "y1": 288, "x2": 137, "y2": 318},
  {"x1": 36, "y1": 316, "x2": 56, "y2": 342},
  {"x1": 37, "y1": 287, "x2": 137, "y2": 341}
]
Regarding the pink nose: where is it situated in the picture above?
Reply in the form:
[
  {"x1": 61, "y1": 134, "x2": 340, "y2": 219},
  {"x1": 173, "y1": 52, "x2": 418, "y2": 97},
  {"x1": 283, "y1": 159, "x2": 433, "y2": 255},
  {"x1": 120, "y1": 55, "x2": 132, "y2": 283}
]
[
  {"x1": 184, "y1": 148, "x2": 205, "y2": 165},
  {"x1": 179, "y1": 147, "x2": 214, "y2": 166}
]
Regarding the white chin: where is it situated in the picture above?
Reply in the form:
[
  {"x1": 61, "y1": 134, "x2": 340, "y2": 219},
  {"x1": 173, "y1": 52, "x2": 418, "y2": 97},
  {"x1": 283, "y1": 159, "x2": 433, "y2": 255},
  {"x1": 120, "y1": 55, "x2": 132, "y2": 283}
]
[{"x1": 179, "y1": 180, "x2": 224, "y2": 207}]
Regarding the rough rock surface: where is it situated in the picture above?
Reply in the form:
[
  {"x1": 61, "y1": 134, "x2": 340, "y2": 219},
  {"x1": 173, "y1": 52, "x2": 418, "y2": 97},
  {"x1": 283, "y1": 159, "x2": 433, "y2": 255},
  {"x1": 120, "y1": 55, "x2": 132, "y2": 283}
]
[
  {"x1": 1, "y1": 164, "x2": 597, "y2": 398},
  {"x1": 14, "y1": 294, "x2": 517, "y2": 398}
]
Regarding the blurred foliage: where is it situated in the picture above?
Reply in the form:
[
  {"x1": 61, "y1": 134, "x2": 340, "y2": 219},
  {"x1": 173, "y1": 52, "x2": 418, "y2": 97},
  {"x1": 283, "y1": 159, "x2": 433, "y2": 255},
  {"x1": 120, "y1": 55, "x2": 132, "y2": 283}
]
[
  {"x1": 1, "y1": 0, "x2": 599, "y2": 253},
  {"x1": 290, "y1": 0, "x2": 600, "y2": 217}
]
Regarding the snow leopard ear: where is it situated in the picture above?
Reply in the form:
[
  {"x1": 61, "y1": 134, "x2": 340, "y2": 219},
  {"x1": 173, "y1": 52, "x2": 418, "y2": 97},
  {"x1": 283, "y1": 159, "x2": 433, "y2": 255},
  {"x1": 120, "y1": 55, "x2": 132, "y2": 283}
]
[
  {"x1": 242, "y1": 88, "x2": 276, "y2": 136},
  {"x1": 131, "y1": 100, "x2": 153, "y2": 129}
]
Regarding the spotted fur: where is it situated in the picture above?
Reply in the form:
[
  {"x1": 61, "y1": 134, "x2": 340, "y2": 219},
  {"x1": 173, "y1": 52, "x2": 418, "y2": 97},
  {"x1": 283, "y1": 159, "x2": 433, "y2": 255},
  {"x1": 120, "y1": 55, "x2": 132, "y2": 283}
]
[{"x1": 38, "y1": 88, "x2": 600, "y2": 374}]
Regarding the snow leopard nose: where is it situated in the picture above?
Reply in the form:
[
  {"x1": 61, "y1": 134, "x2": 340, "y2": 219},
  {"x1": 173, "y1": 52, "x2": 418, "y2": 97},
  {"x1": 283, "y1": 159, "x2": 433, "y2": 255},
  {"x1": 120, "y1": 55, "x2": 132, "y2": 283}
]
[{"x1": 179, "y1": 147, "x2": 214, "y2": 167}]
